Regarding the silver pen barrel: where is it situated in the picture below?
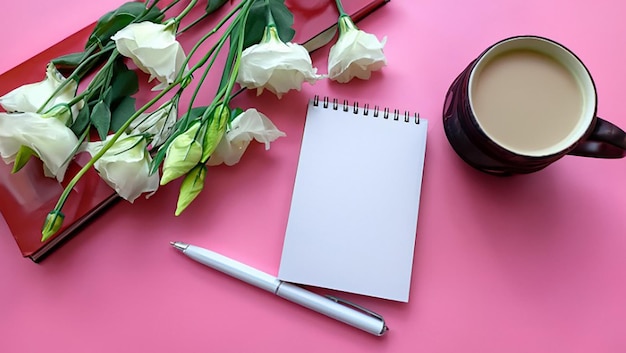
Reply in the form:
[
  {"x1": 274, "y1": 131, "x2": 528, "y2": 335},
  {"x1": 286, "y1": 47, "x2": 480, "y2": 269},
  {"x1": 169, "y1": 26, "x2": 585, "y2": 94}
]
[{"x1": 171, "y1": 241, "x2": 388, "y2": 336}]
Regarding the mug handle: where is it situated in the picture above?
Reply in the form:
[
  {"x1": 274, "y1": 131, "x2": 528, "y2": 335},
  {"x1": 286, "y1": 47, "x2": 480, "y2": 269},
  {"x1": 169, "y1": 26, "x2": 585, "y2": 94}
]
[{"x1": 568, "y1": 118, "x2": 626, "y2": 158}]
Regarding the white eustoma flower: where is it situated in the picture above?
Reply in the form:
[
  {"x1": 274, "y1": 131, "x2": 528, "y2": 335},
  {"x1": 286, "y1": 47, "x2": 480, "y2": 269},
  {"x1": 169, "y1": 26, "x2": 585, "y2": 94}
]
[
  {"x1": 0, "y1": 63, "x2": 81, "y2": 123},
  {"x1": 237, "y1": 26, "x2": 324, "y2": 98},
  {"x1": 111, "y1": 21, "x2": 187, "y2": 91},
  {"x1": 207, "y1": 109, "x2": 286, "y2": 166},
  {"x1": 328, "y1": 16, "x2": 387, "y2": 83},
  {"x1": 84, "y1": 134, "x2": 159, "y2": 202},
  {"x1": 0, "y1": 112, "x2": 78, "y2": 181},
  {"x1": 129, "y1": 101, "x2": 177, "y2": 148}
]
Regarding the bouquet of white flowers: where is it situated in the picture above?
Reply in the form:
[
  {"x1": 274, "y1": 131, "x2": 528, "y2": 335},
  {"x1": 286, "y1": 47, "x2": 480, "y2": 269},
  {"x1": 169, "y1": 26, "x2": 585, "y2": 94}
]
[{"x1": 0, "y1": 0, "x2": 387, "y2": 241}]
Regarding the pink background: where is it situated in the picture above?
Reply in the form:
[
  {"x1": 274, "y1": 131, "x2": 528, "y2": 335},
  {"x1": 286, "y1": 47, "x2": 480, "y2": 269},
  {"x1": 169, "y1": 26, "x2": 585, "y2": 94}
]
[
  {"x1": 2, "y1": 0, "x2": 626, "y2": 352},
  {"x1": 1, "y1": 0, "x2": 128, "y2": 75}
]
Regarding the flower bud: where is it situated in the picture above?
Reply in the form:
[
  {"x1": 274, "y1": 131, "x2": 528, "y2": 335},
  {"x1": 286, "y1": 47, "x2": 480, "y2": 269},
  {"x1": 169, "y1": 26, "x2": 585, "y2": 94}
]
[
  {"x1": 11, "y1": 146, "x2": 38, "y2": 174},
  {"x1": 41, "y1": 211, "x2": 65, "y2": 242},
  {"x1": 160, "y1": 122, "x2": 203, "y2": 185},
  {"x1": 201, "y1": 104, "x2": 230, "y2": 162},
  {"x1": 175, "y1": 164, "x2": 207, "y2": 216}
]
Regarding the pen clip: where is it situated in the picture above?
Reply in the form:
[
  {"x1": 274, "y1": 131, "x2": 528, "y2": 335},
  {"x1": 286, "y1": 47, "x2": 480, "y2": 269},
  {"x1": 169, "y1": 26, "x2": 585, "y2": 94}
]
[{"x1": 325, "y1": 295, "x2": 385, "y2": 322}]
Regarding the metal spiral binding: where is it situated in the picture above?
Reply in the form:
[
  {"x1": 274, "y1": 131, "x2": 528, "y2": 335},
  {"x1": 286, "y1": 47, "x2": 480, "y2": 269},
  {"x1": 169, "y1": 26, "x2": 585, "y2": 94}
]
[{"x1": 312, "y1": 95, "x2": 420, "y2": 124}]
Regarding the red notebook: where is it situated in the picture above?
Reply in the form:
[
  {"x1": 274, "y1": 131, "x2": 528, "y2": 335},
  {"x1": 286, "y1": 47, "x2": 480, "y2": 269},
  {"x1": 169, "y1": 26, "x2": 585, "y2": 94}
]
[{"x1": 0, "y1": 0, "x2": 390, "y2": 262}]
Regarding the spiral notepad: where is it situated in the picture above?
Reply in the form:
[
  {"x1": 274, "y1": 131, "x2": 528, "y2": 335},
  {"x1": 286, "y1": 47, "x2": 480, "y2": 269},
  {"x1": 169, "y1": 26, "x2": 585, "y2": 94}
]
[{"x1": 278, "y1": 96, "x2": 428, "y2": 302}]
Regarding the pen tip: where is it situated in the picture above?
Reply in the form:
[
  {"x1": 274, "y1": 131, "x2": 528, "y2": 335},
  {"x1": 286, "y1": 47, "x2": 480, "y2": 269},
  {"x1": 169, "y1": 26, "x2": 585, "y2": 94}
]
[{"x1": 170, "y1": 241, "x2": 189, "y2": 251}]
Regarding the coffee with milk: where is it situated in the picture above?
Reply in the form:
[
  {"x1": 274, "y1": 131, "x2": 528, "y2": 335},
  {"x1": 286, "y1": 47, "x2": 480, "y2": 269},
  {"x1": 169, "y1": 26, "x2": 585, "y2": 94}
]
[{"x1": 470, "y1": 49, "x2": 584, "y2": 156}]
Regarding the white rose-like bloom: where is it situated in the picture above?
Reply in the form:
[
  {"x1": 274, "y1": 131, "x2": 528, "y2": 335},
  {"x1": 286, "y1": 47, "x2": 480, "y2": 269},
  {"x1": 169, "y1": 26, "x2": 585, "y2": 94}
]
[
  {"x1": 0, "y1": 63, "x2": 82, "y2": 123},
  {"x1": 129, "y1": 101, "x2": 177, "y2": 148},
  {"x1": 237, "y1": 26, "x2": 324, "y2": 98},
  {"x1": 207, "y1": 109, "x2": 286, "y2": 166},
  {"x1": 84, "y1": 134, "x2": 159, "y2": 202},
  {"x1": 111, "y1": 21, "x2": 187, "y2": 91},
  {"x1": 328, "y1": 16, "x2": 387, "y2": 83},
  {"x1": 0, "y1": 112, "x2": 78, "y2": 181}
]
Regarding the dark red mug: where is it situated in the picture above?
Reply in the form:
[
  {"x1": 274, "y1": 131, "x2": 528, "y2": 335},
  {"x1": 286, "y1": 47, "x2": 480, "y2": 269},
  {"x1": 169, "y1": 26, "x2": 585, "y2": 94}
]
[{"x1": 443, "y1": 36, "x2": 626, "y2": 175}]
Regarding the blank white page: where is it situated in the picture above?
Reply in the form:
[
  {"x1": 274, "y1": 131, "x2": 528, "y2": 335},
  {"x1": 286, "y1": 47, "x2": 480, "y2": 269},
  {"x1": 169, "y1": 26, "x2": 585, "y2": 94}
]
[{"x1": 278, "y1": 97, "x2": 428, "y2": 302}]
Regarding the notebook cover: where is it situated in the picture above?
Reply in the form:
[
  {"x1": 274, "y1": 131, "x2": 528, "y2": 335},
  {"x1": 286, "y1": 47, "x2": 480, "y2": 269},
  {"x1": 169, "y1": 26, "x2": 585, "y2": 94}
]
[
  {"x1": 278, "y1": 98, "x2": 428, "y2": 302},
  {"x1": 0, "y1": 38, "x2": 120, "y2": 262},
  {"x1": 0, "y1": 0, "x2": 390, "y2": 262},
  {"x1": 0, "y1": 160, "x2": 119, "y2": 262}
]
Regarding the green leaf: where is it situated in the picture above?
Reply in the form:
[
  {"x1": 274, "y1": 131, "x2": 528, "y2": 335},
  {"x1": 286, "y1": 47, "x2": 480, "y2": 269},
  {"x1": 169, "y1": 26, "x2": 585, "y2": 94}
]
[
  {"x1": 87, "y1": 2, "x2": 164, "y2": 49},
  {"x1": 243, "y1": 0, "x2": 295, "y2": 49},
  {"x1": 102, "y1": 87, "x2": 113, "y2": 107},
  {"x1": 206, "y1": 0, "x2": 229, "y2": 14},
  {"x1": 150, "y1": 150, "x2": 166, "y2": 175},
  {"x1": 177, "y1": 106, "x2": 209, "y2": 132},
  {"x1": 70, "y1": 104, "x2": 91, "y2": 136},
  {"x1": 268, "y1": 0, "x2": 295, "y2": 42},
  {"x1": 110, "y1": 96, "x2": 137, "y2": 133},
  {"x1": 91, "y1": 101, "x2": 112, "y2": 140},
  {"x1": 52, "y1": 44, "x2": 115, "y2": 80},
  {"x1": 230, "y1": 107, "x2": 244, "y2": 122},
  {"x1": 175, "y1": 164, "x2": 207, "y2": 216},
  {"x1": 51, "y1": 52, "x2": 86, "y2": 70},
  {"x1": 110, "y1": 60, "x2": 139, "y2": 104},
  {"x1": 242, "y1": 3, "x2": 266, "y2": 49}
]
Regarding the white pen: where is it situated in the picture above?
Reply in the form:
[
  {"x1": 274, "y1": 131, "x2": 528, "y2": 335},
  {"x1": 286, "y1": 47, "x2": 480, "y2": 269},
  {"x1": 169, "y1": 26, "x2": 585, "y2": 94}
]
[{"x1": 170, "y1": 241, "x2": 388, "y2": 336}]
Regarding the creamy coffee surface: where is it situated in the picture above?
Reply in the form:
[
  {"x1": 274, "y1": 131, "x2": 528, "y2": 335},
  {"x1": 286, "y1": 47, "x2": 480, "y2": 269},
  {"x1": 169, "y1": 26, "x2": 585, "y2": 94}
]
[{"x1": 471, "y1": 49, "x2": 583, "y2": 155}]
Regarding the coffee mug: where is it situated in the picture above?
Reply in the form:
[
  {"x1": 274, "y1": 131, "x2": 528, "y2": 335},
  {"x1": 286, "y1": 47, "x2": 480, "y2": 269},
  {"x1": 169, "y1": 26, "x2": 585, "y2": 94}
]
[{"x1": 443, "y1": 35, "x2": 626, "y2": 175}]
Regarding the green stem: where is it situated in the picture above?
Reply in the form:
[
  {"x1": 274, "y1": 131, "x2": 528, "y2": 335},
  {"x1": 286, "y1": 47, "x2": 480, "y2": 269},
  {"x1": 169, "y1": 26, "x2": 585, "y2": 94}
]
[
  {"x1": 178, "y1": 12, "x2": 208, "y2": 34},
  {"x1": 47, "y1": 0, "x2": 254, "y2": 235},
  {"x1": 222, "y1": 3, "x2": 249, "y2": 107},
  {"x1": 36, "y1": 43, "x2": 115, "y2": 114},
  {"x1": 36, "y1": 79, "x2": 70, "y2": 114},
  {"x1": 184, "y1": 51, "x2": 219, "y2": 115},
  {"x1": 69, "y1": 44, "x2": 98, "y2": 78},
  {"x1": 265, "y1": 0, "x2": 276, "y2": 27},
  {"x1": 156, "y1": 0, "x2": 180, "y2": 14},
  {"x1": 183, "y1": 14, "x2": 240, "y2": 114},
  {"x1": 50, "y1": 79, "x2": 182, "y2": 215},
  {"x1": 200, "y1": 1, "x2": 252, "y2": 124},
  {"x1": 338, "y1": 14, "x2": 358, "y2": 35},
  {"x1": 66, "y1": 49, "x2": 119, "y2": 107},
  {"x1": 48, "y1": 1, "x2": 249, "y2": 220},
  {"x1": 185, "y1": 0, "x2": 252, "y2": 117},
  {"x1": 74, "y1": 44, "x2": 116, "y2": 80},
  {"x1": 145, "y1": 0, "x2": 162, "y2": 12},
  {"x1": 67, "y1": 92, "x2": 87, "y2": 108},
  {"x1": 181, "y1": 0, "x2": 246, "y2": 74},
  {"x1": 174, "y1": 0, "x2": 198, "y2": 23},
  {"x1": 335, "y1": 0, "x2": 348, "y2": 17},
  {"x1": 96, "y1": 50, "x2": 120, "y2": 97}
]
